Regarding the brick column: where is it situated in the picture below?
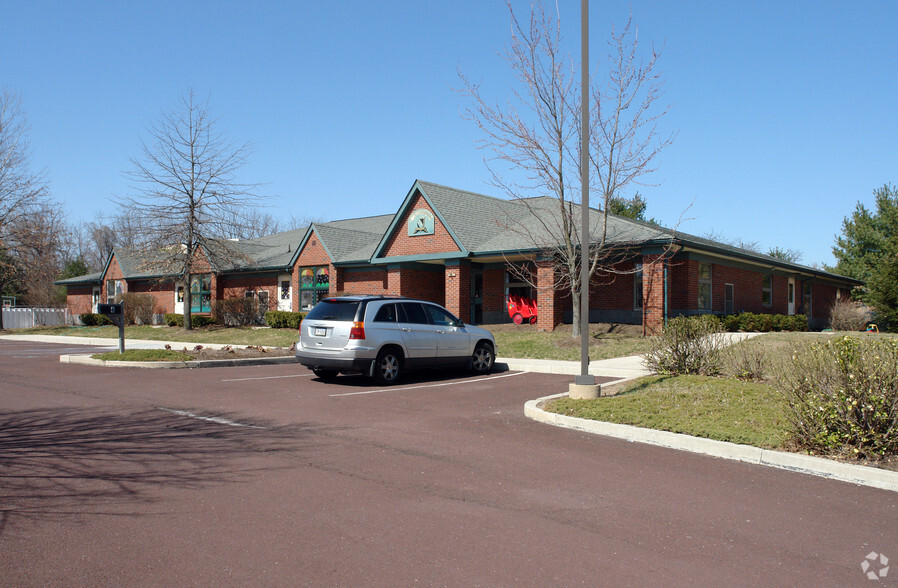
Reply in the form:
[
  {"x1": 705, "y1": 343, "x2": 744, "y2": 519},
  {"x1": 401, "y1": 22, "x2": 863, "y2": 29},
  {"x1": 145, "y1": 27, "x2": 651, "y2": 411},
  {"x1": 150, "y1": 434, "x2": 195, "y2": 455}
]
[
  {"x1": 444, "y1": 260, "x2": 471, "y2": 323},
  {"x1": 329, "y1": 264, "x2": 341, "y2": 297},
  {"x1": 291, "y1": 265, "x2": 301, "y2": 312},
  {"x1": 387, "y1": 265, "x2": 402, "y2": 296},
  {"x1": 642, "y1": 254, "x2": 666, "y2": 335},
  {"x1": 535, "y1": 259, "x2": 562, "y2": 331}
]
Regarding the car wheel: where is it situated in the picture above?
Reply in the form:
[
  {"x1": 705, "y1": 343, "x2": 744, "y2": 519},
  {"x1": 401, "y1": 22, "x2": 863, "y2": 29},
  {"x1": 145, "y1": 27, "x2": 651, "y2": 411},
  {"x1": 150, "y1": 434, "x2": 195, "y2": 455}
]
[
  {"x1": 372, "y1": 348, "x2": 403, "y2": 385},
  {"x1": 512, "y1": 313, "x2": 523, "y2": 325},
  {"x1": 312, "y1": 367, "x2": 339, "y2": 381},
  {"x1": 471, "y1": 342, "x2": 495, "y2": 374},
  {"x1": 529, "y1": 316, "x2": 537, "y2": 325}
]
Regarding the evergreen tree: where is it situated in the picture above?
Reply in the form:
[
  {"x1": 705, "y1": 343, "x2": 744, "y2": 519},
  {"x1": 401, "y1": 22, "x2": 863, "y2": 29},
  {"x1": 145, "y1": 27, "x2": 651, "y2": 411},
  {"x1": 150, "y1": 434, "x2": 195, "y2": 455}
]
[{"x1": 830, "y1": 184, "x2": 898, "y2": 329}]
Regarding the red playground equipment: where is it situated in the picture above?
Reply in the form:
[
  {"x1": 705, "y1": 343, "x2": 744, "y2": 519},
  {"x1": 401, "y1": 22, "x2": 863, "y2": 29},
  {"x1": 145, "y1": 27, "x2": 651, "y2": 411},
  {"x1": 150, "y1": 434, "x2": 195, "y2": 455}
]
[{"x1": 507, "y1": 295, "x2": 538, "y2": 325}]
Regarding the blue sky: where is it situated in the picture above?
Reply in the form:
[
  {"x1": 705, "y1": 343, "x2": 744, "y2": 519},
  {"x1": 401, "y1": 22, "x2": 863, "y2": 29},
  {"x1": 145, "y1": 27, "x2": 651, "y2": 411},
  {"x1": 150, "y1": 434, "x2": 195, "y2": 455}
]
[{"x1": 3, "y1": 1, "x2": 896, "y2": 267}]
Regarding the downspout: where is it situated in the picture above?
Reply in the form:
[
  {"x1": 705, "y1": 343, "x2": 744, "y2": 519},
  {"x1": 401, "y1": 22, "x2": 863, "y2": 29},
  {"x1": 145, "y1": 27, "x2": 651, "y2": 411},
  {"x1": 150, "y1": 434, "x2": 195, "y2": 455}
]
[{"x1": 661, "y1": 259, "x2": 667, "y2": 327}]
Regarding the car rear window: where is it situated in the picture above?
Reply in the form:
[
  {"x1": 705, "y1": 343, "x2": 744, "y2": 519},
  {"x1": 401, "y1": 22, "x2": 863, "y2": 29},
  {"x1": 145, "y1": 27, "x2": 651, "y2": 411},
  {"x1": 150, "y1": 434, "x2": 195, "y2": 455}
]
[{"x1": 305, "y1": 299, "x2": 360, "y2": 322}]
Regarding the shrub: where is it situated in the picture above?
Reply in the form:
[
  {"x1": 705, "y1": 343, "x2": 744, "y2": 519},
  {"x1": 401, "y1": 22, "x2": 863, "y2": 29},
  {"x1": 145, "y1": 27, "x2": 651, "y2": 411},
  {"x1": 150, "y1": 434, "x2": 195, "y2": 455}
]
[
  {"x1": 722, "y1": 339, "x2": 767, "y2": 382},
  {"x1": 162, "y1": 313, "x2": 215, "y2": 328},
  {"x1": 721, "y1": 312, "x2": 808, "y2": 333},
  {"x1": 265, "y1": 311, "x2": 305, "y2": 329},
  {"x1": 828, "y1": 298, "x2": 871, "y2": 331},
  {"x1": 778, "y1": 336, "x2": 898, "y2": 458},
  {"x1": 643, "y1": 314, "x2": 726, "y2": 376},
  {"x1": 214, "y1": 297, "x2": 261, "y2": 326},
  {"x1": 120, "y1": 292, "x2": 156, "y2": 325},
  {"x1": 79, "y1": 313, "x2": 112, "y2": 326}
]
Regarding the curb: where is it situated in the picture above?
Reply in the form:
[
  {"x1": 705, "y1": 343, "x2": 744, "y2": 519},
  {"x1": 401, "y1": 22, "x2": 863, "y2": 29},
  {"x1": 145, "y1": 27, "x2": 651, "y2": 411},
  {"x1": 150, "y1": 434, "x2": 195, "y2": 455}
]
[
  {"x1": 60, "y1": 354, "x2": 298, "y2": 369},
  {"x1": 525, "y1": 393, "x2": 898, "y2": 493}
]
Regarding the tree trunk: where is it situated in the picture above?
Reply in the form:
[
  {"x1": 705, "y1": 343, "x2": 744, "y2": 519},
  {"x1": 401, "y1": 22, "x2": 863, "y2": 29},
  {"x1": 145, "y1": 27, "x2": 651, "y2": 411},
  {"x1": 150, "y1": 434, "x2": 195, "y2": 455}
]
[{"x1": 570, "y1": 286, "x2": 581, "y2": 338}]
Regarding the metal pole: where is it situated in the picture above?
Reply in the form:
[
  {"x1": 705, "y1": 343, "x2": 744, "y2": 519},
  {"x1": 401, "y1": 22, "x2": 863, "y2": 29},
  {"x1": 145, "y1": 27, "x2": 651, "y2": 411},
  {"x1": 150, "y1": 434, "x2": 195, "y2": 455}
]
[{"x1": 576, "y1": 0, "x2": 594, "y2": 385}]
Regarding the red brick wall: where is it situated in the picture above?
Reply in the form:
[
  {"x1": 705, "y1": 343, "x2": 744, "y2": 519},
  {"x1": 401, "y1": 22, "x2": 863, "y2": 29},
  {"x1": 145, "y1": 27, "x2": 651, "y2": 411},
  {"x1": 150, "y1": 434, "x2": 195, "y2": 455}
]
[
  {"x1": 444, "y1": 264, "x2": 471, "y2": 322},
  {"x1": 483, "y1": 268, "x2": 505, "y2": 315},
  {"x1": 535, "y1": 259, "x2": 563, "y2": 330},
  {"x1": 642, "y1": 255, "x2": 666, "y2": 335},
  {"x1": 400, "y1": 268, "x2": 445, "y2": 303},
  {"x1": 381, "y1": 192, "x2": 460, "y2": 258},
  {"x1": 219, "y1": 274, "x2": 278, "y2": 313},
  {"x1": 128, "y1": 280, "x2": 175, "y2": 314},
  {"x1": 66, "y1": 285, "x2": 94, "y2": 316},
  {"x1": 340, "y1": 269, "x2": 389, "y2": 295}
]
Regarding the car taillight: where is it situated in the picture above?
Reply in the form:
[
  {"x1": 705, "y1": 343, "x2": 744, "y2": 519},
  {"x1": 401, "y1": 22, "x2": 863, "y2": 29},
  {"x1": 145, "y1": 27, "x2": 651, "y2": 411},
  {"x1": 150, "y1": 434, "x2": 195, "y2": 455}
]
[{"x1": 349, "y1": 321, "x2": 365, "y2": 340}]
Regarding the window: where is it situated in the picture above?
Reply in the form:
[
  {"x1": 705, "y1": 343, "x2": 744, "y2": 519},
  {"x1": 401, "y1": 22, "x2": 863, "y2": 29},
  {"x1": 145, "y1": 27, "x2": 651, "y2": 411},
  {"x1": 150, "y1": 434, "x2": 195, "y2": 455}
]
[
  {"x1": 424, "y1": 304, "x2": 458, "y2": 327},
  {"x1": 400, "y1": 302, "x2": 429, "y2": 324},
  {"x1": 257, "y1": 290, "x2": 269, "y2": 312},
  {"x1": 762, "y1": 275, "x2": 773, "y2": 307},
  {"x1": 697, "y1": 263, "x2": 712, "y2": 311},
  {"x1": 189, "y1": 274, "x2": 211, "y2": 313},
  {"x1": 634, "y1": 264, "x2": 643, "y2": 309},
  {"x1": 374, "y1": 303, "x2": 398, "y2": 323},
  {"x1": 280, "y1": 280, "x2": 291, "y2": 300},
  {"x1": 803, "y1": 283, "x2": 812, "y2": 317},
  {"x1": 106, "y1": 279, "x2": 123, "y2": 304},
  {"x1": 300, "y1": 266, "x2": 330, "y2": 311}
]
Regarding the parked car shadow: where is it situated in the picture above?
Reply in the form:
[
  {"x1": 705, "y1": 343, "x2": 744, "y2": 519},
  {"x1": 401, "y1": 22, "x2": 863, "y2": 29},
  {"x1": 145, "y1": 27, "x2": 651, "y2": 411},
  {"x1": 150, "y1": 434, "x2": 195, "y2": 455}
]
[{"x1": 312, "y1": 363, "x2": 509, "y2": 388}]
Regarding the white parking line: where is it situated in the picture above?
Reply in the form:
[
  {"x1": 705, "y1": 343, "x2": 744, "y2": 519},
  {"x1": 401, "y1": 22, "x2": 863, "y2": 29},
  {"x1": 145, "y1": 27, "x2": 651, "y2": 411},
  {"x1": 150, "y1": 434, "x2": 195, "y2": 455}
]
[
  {"x1": 328, "y1": 371, "x2": 529, "y2": 397},
  {"x1": 221, "y1": 373, "x2": 314, "y2": 382},
  {"x1": 157, "y1": 407, "x2": 265, "y2": 429}
]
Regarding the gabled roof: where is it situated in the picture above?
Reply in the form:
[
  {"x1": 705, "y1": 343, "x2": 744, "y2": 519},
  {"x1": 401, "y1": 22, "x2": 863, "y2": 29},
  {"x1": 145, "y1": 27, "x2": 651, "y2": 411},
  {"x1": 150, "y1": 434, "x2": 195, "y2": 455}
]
[
  {"x1": 53, "y1": 271, "x2": 103, "y2": 286},
  {"x1": 54, "y1": 179, "x2": 862, "y2": 287}
]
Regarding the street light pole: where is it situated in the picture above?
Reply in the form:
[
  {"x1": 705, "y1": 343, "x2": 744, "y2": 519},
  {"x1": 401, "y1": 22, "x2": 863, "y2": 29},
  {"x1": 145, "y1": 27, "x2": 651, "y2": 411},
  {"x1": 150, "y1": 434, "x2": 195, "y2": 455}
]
[{"x1": 571, "y1": 0, "x2": 599, "y2": 398}]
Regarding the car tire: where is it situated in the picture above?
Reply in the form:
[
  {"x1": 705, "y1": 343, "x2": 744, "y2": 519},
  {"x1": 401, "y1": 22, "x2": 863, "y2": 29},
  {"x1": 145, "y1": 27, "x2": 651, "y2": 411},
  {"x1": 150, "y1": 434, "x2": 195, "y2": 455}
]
[
  {"x1": 471, "y1": 342, "x2": 495, "y2": 374},
  {"x1": 529, "y1": 316, "x2": 537, "y2": 325},
  {"x1": 372, "y1": 348, "x2": 403, "y2": 385},
  {"x1": 312, "y1": 367, "x2": 339, "y2": 381},
  {"x1": 512, "y1": 313, "x2": 523, "y2": 325}
]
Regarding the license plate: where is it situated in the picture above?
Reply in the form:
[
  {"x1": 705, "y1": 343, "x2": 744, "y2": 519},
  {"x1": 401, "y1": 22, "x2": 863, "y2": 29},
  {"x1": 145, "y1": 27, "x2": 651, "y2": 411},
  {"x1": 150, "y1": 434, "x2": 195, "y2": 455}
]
[{"x1": 314, "y1": 327, "x2": 326, "y2": 337}]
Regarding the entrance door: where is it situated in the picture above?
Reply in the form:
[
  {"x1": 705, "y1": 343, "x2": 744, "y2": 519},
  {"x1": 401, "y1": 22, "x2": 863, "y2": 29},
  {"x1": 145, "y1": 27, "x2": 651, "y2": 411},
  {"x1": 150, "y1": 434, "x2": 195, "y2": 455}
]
[
  {"x1": 788, "y1": 277, "x2": 795, "y2": 315},
  {"x1": 725, "y1": 284, "x2": 734, "y2": 315},
  {"x1": 470, "y1": 270, "x2": 483, "y2": 324},
  {"x1": 278, "y1": 274, "x2": 292, "y2": 311},
  {"x1": 175, "y1": 284, "x2": 185, "y2": 314},
  {"x1": 91, "y1": 286, "x2": 100, "y2": 313}
]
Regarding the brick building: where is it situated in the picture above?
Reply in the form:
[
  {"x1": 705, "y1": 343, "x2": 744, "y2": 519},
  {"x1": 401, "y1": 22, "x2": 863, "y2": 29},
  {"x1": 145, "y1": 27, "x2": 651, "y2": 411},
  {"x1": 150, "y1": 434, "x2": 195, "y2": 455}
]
[{"x1": 58, "y1": 179, "x2": 861, "y2": 332}]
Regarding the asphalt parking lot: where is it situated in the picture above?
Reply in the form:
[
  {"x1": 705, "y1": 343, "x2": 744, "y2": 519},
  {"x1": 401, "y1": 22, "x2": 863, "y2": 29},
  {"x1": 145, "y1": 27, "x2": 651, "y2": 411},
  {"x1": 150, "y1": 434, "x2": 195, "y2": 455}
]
[{"x1": 1, "y1": 340, "x2": 896, "y2": 586}]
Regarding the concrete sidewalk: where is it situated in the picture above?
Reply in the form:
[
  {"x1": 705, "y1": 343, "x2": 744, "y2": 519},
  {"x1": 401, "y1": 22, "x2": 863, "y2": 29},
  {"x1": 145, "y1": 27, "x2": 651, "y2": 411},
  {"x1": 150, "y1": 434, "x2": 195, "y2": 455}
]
[{"x1": 1, "y1": 333, "x2": 650, "y2": 379}]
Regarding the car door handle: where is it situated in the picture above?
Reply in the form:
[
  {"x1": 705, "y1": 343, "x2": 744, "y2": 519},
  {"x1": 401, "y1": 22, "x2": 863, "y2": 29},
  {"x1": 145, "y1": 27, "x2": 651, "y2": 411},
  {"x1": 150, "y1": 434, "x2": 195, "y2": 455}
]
[
  {"x1": 401, "y1": 327, "x2": 411, "y2": 332},
  {"x1": 436, "y1": 330, "x2": 445, "y2": 334}
]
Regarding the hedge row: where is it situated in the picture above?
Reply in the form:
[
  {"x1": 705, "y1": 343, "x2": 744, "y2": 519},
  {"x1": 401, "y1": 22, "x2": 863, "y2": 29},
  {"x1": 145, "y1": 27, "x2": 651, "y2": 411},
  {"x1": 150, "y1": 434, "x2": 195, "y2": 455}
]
[
  {"x1": 79, "y1": 313, "x2": 113, "y2": 326},
  {"x1": 720, "y1": 312, "x2": 807, "y2": 333},
  {"x1": 265, "y1": 311, "x2": 306, "y2": 329},
  {"x1": 163, "y1": 313, "x2": 216, "y2": 328}
]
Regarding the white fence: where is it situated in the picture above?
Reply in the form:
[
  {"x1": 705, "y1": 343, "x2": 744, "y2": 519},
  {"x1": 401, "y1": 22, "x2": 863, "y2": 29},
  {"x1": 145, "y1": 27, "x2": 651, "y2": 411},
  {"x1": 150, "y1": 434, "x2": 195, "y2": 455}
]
[{"x1": 1, "y1": 307, "x2": 68, "y2": 329}]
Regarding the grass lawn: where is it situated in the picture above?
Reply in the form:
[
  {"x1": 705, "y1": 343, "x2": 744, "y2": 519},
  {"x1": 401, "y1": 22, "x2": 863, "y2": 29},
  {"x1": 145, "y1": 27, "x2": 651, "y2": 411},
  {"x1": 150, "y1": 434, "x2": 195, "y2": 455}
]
[
  {"x1": 11, "y1": 321, "x2": 652, "y2": 361},
  {"x1": 548, "y1": 375, "x2": 788, "y2": 449},
  {"x1": 486, "y1": 322, "x2": 651, "y2": 361},
  {"x1": 546, "y1": 330, "x2": 898, "y2": 454},
  {"x1": 91, "y1": 349, "x2": 193, "y2": 362},
  {"x1": 9, "y1": 324, "x2": 299, "y2": 347}
]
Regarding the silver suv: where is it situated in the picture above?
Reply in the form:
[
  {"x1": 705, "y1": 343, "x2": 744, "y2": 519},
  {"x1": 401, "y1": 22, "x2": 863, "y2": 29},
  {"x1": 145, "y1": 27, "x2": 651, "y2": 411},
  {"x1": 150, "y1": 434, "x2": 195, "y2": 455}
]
[{"x1": 295, "y1": 296, "x2": 497, "y2": 385}]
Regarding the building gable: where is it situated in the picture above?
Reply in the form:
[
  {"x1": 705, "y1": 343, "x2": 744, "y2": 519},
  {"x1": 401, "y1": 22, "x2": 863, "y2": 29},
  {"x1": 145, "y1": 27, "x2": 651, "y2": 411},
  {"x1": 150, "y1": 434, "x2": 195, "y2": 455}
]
[
  {"x1": 295, "y1": 227, "x2": 333, "y2": 267},
  {"x1": 372, "y1": 182, "x2": 466, "y2": 262}
]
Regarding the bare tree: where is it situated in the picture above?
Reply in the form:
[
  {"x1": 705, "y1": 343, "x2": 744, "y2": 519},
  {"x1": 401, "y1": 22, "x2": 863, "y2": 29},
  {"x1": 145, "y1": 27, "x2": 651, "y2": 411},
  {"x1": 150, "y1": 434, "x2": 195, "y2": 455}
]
[
  {"x1": 14, "y1": 203, "x2": 69, "y2": 307},
  {"x1": 460, "y1": 3, "x2": 673, "y2": 336},
  {"x1": 117, "y1": 90, "x2": 263, "y2": 329},
  {"x1": 0, "y1": 91, "x2": 52, "y2": 313}
]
